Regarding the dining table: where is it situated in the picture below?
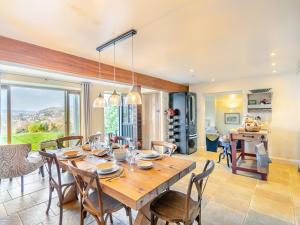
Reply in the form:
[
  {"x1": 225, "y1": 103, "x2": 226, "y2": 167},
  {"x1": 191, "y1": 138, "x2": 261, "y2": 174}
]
[{"x1": 55, "y1": 148, "x2": 196, "y2": 225}]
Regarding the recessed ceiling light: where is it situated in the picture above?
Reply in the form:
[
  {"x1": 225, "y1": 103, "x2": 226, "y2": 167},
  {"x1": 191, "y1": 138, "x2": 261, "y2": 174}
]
[
  {"x1": 271, "y1": 62, "x2": 276, "y2": 66},
  {"x1": 211, "y1": 78, "x2": 215, "y2": 82},
  {"x1": 272, "y1": 69, "x2": 277, "y2": 73},
  {"x1": 189, "y1": 69, "x2": 194, "y2": 73},
  {"x1": 270, "y1": 52, "x2": 276, "y2": 57}
]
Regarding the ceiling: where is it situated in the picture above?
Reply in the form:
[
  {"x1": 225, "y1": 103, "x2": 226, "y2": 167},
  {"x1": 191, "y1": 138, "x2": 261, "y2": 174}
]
[{"x1": 0, "y1": 0, "x2": 299, "y2": 84}]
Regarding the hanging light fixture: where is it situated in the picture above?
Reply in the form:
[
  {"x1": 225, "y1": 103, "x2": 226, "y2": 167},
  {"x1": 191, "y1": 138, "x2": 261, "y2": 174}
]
[
  {"x1": 125, "y1": 35, "x2": 142, "y2": 105},
  {"x1": 93, "y1": 52, "x2": 105, "y2": 108},
  {"x1": 108, "y1": 43, "x2": 121, "y2": 106}
]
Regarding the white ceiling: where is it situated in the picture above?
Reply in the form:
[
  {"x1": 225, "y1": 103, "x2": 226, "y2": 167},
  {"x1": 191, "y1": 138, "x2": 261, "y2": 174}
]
[{"x1": 0, "y1": 0, "x2": 299, "y2": 84}]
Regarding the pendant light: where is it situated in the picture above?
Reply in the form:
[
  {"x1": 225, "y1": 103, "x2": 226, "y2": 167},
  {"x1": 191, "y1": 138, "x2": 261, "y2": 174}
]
[
  {"x1": 108, "y1": 43, "x2": 121, "y2": 106},
  {"x1": 125, "y1": 35, "x2": 142, "y2": 105},
  {"x1": 93, "y1": 52, "x2": 105, "y2": 108}
]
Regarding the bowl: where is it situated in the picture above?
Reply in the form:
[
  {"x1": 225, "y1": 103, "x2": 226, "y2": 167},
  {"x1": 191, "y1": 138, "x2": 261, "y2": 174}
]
[
  {"x1": 81, "y1": 144, "x2": 91, "y2": 151},
  {"x1": 113, "y1": 148, "x2": 127, "y2": 161}
]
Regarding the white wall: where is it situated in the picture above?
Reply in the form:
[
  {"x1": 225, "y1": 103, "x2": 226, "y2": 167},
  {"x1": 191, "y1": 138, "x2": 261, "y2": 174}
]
[{"x1": 190, "y1": 73, "x2": 300, "y2": 161}]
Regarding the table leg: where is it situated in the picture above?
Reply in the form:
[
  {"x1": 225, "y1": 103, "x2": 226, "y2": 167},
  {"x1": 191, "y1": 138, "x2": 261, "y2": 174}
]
[
  {"x1": 241, "y1": 140, "x2": 245, "y2": 160},
  {"x1": 134, "y1": 202, "x2": 151, "y2": 225},
  {"x1": 231, "y1": 140, "x2": 237, "y2": 174}
]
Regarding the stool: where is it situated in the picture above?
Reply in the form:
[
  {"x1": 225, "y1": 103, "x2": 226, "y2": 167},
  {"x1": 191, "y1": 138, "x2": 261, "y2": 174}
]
[{"x1": 218, "y1": 141, "x2": 232, "y2": 167}]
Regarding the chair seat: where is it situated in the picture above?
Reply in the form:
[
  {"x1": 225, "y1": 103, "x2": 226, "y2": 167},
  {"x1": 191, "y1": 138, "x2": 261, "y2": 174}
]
[
  {"x1": 150, "y1": 190, "x2": 199, "y2": 223},
  {"x1": 87, "y1": 191, "x2": 123, "y2": 214},
  {"x1": 61, "y1": 172, "x2": 75, "y2": 186}
]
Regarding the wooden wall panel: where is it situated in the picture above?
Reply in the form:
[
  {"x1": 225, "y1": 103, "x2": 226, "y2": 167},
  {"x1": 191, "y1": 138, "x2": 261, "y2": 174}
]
[{"x1": 0, "y1": 36, "x2": 188, "y2": 92}]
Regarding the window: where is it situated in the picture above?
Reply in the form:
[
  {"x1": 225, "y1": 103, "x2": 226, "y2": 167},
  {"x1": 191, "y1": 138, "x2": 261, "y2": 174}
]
[
  {"x1": 104, "y1": 93, "x2": 119, "y2": 135},
  {"x1": 0, "y1": 85, "x2": 80, "y2": 150}
]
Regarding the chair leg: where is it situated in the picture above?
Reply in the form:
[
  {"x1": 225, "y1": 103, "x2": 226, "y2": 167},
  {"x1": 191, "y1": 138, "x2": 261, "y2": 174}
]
[
  {"x1": 58, "y1": 193, "x2": 64, "y2": 225},
  {"x1": 166, "y1": 221, "x2": 169, "y2": 225},
  {"x1": 21, "y1": 176, "x2": 24, "y2": 193},
  {"x1": 9, "y1": 177, "x2": 13, "y2": 182},
  {"x1": 109, "y1": 213, "x2": 113, "y2": 224},
  {"x1": 125, "y1": 206, "x2": 133, "y2": 225},
  {"x1": 39, "y1": 165, "x2": 45, "y2": 178},
  {"x1": 46, "y1": 186, "x2": 53, "y2": 214},
  {"x1": 80, "y1": 207, "x2": 85, "y2": 225},
  {"x1": 151, "y1": 213, "x2": 155, "y2": 225},
  {"x1": 217, "y1": 151, "x2": 223, "y2": 163}
]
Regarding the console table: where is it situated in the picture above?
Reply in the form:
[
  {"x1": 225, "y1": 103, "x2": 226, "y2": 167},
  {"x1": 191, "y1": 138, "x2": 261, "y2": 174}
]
[{"x1": 230, "y1": 130, "x2": 269, "y2": 180}]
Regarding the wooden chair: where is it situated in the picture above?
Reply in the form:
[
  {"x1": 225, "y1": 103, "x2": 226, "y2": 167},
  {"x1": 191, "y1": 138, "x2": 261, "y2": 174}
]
[
  {"x1": 56, "y1": 136, "x2": 83, "y2": 149},
  {"x1": 88, "y1": 133, "x2": 102, "y2": 143},
  {"x1": 39, "y1": 151, "x2": 76, "y2": 225},
  {"x1": 67, "y1": 161, "x2": 133, "y2": 225},
  {"x1": 150, "y1": 160, "x2": 215, "y2": 225},
  {"x1": 110, "y1": 135, "x2": 131, "y2": 145},
  {"x1": 151, "y1": 141, "x2": 177, "y2": 156}
]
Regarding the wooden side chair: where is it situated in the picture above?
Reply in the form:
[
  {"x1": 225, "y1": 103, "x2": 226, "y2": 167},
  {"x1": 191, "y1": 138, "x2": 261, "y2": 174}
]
[
  {"x1": 67, "y1": 161, "x2": 133, "y2": 225},
  {"x1": 56, "y1": 135, "x2": 83, "y2": 149},
  {"x1": 88, "y1": 133, "x2": 102, "y2": 143},
  {"x1": 39, "y1": 151, "x2": 76, "y2": 225},
  {"x1": 151, "y1": 141, "x2": 177, "y2": 156},
  {"x1": 150, "y1": 160, "x2": 215, "y2": 225}
]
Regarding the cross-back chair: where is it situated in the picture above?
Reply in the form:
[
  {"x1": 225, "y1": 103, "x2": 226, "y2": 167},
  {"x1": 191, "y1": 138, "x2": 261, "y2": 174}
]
[
  {"x1": 150, "y1": 160, "x2": 215, "y2": 225},
  {"x1": 151, "y1": 141, "x2": 177, "y2": 156},
  {"x1": 88, "y1": 133, "x2": 102, "y2": 143},
  {"x1": 39, "y1": 151, "x2": 76, "y2": 225},
  {"x1": 56, "y1": 135, "x2": 83, "y2": 149},
  {"x1": 67, "y1": 161, "x2": 133, "y2": 225}
]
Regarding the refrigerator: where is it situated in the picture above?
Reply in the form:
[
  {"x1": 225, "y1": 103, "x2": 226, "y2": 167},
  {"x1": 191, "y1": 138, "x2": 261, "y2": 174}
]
[{"x1": 169, "y1": 92, "x2": 197, "y2": 154}]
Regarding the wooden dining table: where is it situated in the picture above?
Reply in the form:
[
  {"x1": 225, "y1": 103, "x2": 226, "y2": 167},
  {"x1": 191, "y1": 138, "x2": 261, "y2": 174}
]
[{"x1": 57, "y1": 151, "x2": 196, "y2": 225}]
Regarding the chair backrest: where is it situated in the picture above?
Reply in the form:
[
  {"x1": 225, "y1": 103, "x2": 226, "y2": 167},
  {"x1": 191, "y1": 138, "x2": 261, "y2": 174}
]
[
  {"x1": 185, "y1": 160, "x2": 215, "y2": 221},
  {"x1": 56, "y1": 136, "x2": 83, "y2": 149},
  {"x1": 110, "y1": 136, "x2": 131, "y2": 145},
  {"x1": 0, "y1": 144, "x2": 31, "y2": 179},
  {"x1": 151, "y1": 141, "x2": 177, "y2": 156},
  {"x1": 39, "y1": 150, "x2": 62, "y2": 189},
  {"x1": 88, "y1": 133, "x2": 102, "y2": 143},
  {"x1": 67, "y1": 161, "x2": 106, "y2": 223},
  {"x1": 40, "y1": 139, "x2": 58, "y2": 151}
]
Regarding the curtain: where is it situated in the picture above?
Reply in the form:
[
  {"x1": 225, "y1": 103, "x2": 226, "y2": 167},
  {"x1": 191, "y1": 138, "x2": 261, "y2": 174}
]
[{"x1": 82, "y1": 82, "x2": 91, "y2": 140}]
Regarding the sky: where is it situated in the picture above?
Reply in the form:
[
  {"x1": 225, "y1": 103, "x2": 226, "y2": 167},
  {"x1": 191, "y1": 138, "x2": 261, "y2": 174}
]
[{"x1": 10, "y1": 86, "x2": 65, "y2": 111}]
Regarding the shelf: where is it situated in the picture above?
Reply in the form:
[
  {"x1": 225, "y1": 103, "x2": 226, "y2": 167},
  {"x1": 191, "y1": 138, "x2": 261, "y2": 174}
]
[{"x1": 248, "y1": 104, "x2": 272, "y2": 109}]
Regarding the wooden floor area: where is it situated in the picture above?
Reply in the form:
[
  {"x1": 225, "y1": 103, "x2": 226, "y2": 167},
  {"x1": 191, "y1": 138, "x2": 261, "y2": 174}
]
[{"x1": 0, "y1": 150, "x2": 299, "y2": 225}]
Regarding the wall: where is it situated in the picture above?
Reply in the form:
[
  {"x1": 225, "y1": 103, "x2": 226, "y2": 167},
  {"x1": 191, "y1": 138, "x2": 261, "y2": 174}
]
[
  {"x1": 215, "y1": 94, "x2": 243, "y2": 135},
  {"x1": 190, "y1": 73, "x2": 300, "y2": 161},
  {"x1": 205, "y1": 96, "x2": 216, "y2": 128}
]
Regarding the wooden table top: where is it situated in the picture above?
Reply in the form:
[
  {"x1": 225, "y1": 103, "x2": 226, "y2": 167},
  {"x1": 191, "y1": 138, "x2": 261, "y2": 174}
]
[{"x1": 59, "y1": 153, "x2": 196, "y2": 210}]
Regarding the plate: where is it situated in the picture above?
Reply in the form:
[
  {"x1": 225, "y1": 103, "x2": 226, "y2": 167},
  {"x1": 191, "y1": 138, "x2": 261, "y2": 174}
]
[
  {"x1": 62, "y1": 150, "x2": 82, "y2": 159},
  {"x1": 97, "y1": 165, "x2": 120, "y2": 175},
  {"x1": 92, "y1": 149, "x2": 108, "y2": 157},
  {"x1": 140, "y1": 150, "x2": 160, "y2": 158},
  {"x1": 137, "y1": 154, "x2": 162, "y2": 161},
  {"x1": 137, "y1": 161, "x2": 153, "y2": 169},
  {"x1": 96, "y1": 162, "x2": 116, "y2": 172}
]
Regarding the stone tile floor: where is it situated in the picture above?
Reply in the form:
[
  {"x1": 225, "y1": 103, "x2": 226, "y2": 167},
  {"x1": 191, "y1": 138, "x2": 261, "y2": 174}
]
[{"x1": 0, "y1": 150, "x2": 299, "y2": 225}]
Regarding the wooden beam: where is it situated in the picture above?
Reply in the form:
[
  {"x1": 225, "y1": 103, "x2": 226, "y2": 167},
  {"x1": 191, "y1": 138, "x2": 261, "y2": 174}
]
[{"x1": 0, "y1": 36, "x2": 188, "y2": 92}]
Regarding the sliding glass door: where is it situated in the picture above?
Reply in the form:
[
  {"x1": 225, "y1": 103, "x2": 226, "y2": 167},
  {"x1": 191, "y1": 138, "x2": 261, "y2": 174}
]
[{"x1": 0, "y1": 85, "x2": 80, "y2": 150}]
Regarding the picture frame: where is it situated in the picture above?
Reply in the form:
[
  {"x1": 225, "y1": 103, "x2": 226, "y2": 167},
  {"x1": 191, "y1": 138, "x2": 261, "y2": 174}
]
[
  {"x1": 248, "y1": 99, "x2": 257, "y2": 105},
  {"x1": 224, "y1": 113, "x2": 240, "y2": 124}
]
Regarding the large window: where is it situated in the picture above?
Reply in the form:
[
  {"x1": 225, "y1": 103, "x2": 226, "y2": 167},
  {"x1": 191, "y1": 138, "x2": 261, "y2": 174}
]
[{"x1": 0, "y1": 85, "x2": 80, "y2": 150}]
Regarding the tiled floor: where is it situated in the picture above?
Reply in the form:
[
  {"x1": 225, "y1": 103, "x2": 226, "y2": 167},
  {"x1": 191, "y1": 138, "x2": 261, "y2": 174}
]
[{"x1": 0, "y1": 150, "x2": 299, "y2": 225}]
